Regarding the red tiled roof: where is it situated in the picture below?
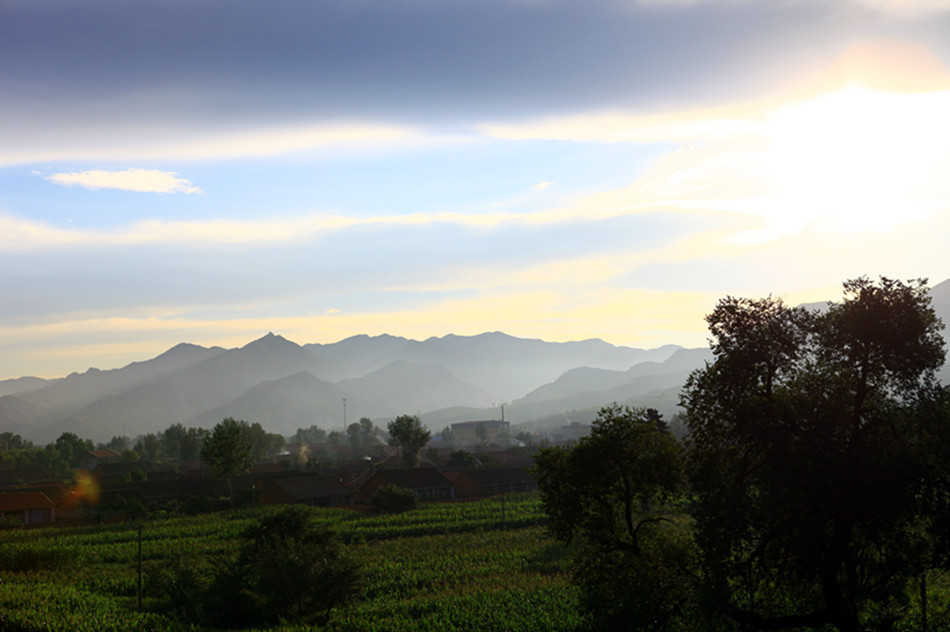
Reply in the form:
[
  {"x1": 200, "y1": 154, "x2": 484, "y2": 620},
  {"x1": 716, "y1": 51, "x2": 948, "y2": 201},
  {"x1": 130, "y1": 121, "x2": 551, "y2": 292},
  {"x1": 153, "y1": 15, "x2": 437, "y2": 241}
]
[
  {"x1": 88, "y1": 449, "x2": 121, "y2": 459},
  {"x1": 372, "y1": 468, "x2": 452, "y2": 489},
  {"x1": 11, "y1": 482, "x2": 69, "y2": 505},
  {"x1": 0, "y1": 468, "x2": 51, "y2": 486},
  {"x1": 275, "y1": 476, "x2": 352, "y2": 501},
  {"x1": 469, "y1": 467, "x2": 536, "y2": 486},
  {"x1": 0, "y1": 491, "x2": 55, "y2": 512}
]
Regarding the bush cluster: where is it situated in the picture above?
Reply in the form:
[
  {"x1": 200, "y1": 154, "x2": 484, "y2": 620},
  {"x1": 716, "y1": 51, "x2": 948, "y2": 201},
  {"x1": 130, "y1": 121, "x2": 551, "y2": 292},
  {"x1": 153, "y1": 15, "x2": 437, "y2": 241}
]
[{"x1": 149, "y1": 506, "x2": 362, "y2": 628}]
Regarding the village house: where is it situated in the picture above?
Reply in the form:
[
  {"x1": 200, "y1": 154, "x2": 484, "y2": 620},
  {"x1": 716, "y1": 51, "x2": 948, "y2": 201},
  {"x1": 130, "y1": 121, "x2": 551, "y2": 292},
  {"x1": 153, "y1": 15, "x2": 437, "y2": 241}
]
[
  {"x1": 83, "y1": 448, "x2": 121, "y2": 471},
  {"x1": 0, "y1": 468, "x2": 51, "y2": 488},
  {"x1": 450, "y1": 420, "x2": 510, "y2": 448},
  {"x1": 468, "y1": 467, "x2": 538, "y2": 494},
  {"x1": 91, "y1": 461, "x2": 155, "y2": 485},
  {"x1": 256, "y1": 474, "x2": 354, "y2": 507},
  {"x1": 0, "y1": 490, "x2": 56, "y2": 525},
  {"x1": 440, "y1": 470, "x2": 485, "y2": 499},
  {"x1": 359, "y1": 468, "x2": 455, "y2": 502}
]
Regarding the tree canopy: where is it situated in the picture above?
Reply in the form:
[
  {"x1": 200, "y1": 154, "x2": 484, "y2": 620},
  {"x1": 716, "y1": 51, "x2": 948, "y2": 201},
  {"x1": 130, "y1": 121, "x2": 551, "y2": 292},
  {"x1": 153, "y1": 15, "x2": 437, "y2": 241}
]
[
  {"x1": 347, "y1": 417, "x2": 381, "y2": 451},
  {"x1": 532, "y1": 277, "x2": 950, "y2": 631},
  {"x1": 237, "y1": 506, "x2": 362, "y2": 625},
  {"x1": 682, "y1": 276, "x2": 948, "y2": 631},
  {"x1": 534, "y1": 404, "x2": 697, "y2": 631},
  {"x1": 201, "y1": 418, "x2": 255, "y2": 505},
  {"x1": 388, "y1": 414, "x2": 431, "y2": 467}
]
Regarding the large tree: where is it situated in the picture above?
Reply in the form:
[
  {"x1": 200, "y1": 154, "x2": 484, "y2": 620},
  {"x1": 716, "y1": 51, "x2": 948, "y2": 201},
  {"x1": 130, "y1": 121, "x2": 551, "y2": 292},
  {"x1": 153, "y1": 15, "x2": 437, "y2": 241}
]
[
  {"x1": 682, "y1": 277, "x2": 948, "y2": 631},
  {"x1": 241, "y1": 420, "x2": 284, "y2": 461},
  {"x1": 347, "y1": 417, "x2": 380, "y2": 451},
  {"x1": 387, "y1": 414, "x2": 431, "y2": 467},
  {"x1": 201, "y1": 418, "x2": 254, "y2": 507},
  {"x1": 55, "y1": 432, "x2": 93, "y2": 468},
  {"x1": 237, "y1": 506, "x2": 362, "y2": 626},
  {"x1": 534, "y1": 404, "x2": 697, "y2": 631}
]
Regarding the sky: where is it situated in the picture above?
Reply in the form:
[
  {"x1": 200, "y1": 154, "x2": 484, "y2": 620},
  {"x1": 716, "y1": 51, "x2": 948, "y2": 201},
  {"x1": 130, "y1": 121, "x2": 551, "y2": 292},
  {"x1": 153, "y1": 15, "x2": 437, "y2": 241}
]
[{"x1": 2, "y1": 0, "x2": 950, "y2": 380}]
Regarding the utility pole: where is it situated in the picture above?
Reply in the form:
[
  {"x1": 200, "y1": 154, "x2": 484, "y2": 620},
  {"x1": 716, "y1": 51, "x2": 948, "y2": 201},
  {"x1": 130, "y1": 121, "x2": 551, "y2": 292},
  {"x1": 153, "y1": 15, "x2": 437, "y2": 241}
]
[{"x1": 137, "y1": 522, "x2": 143, "y2": 609}]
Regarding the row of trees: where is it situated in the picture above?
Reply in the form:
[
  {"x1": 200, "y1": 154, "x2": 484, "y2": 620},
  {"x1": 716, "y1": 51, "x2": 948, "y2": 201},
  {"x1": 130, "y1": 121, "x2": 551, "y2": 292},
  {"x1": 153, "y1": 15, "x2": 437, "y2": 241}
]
[
  {"x1": 291, "y1": 418, "x2": 386, "y2": 451},
  {"x1": 0, "y1": 432, "x2": 95, "y2": 479},
  {"x1": 119, "y1": 421, "x2": 284, "y2": 464},
  {"x1": 0, "y1": 422, "x2": 284, "y2": 478},
  {"x1": 535, "y1": 277, "x2": 950, "y2": 631},
  {"x1": 2, "y1": 413, "x2": 428, "y2": 492}
]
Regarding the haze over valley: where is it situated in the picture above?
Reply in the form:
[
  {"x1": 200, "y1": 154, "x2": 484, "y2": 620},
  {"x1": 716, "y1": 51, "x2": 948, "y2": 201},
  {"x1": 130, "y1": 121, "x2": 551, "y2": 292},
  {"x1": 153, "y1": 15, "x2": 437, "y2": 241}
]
[
  {"x1": 0, "y1": 331, "x2": 698, "y2": 444},
  {"x1": 2, "y1": 277, "x2": 948, "y2": 445}
]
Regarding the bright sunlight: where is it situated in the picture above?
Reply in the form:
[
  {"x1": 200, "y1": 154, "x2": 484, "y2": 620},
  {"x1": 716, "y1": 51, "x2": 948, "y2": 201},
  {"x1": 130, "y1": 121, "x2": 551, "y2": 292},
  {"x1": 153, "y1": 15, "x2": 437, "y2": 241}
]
[{"x1": 761, "y1": 86, "x2": 950, "y2": 236}]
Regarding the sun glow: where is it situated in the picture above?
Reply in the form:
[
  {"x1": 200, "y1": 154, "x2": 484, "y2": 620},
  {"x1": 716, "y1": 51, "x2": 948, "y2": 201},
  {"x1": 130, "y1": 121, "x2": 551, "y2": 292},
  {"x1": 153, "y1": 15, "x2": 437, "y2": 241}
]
[{"x1": 759, "y1": 86, "x2": 950, "y2": 237}]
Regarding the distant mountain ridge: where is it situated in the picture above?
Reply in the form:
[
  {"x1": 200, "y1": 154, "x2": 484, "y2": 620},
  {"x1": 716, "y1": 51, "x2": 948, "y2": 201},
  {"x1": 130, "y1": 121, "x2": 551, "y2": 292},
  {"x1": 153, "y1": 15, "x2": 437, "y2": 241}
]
[
  {"x1": 0, "y1": 331, "x2": 691, "y2": 444},
  {"x1": 306, "y1": 332, "x2": 677, "y2": 402},
  {"x1": 3, "y1": 280, "x2": 949, "y2": 445}
]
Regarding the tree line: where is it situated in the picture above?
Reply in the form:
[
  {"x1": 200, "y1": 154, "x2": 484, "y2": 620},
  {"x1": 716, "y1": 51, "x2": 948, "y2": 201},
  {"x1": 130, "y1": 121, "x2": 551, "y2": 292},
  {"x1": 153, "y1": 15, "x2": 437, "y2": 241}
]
[
  {"x1": 0, "y1": 421, "x2": 285, "y2": 480},
  {"x1": 535, "y1": 277, "x2": 950, "y2": 632},
  {"x1": 0, "y1": 415, "x2": 398, "y2": 482}
]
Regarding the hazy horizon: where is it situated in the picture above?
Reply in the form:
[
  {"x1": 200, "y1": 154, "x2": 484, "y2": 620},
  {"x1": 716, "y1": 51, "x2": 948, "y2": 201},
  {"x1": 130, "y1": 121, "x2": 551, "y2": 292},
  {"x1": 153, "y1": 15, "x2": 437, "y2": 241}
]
[{"x1": 3, "y1": 0, "x2": 950, "y2": 380}]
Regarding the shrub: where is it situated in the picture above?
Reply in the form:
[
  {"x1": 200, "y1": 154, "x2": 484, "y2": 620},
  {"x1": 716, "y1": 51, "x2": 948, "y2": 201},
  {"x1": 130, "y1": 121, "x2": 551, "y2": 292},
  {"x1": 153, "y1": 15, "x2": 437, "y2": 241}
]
[
  {"x1": 369, "y1": 484, "x2": 418, "y2": 513},
  {"x1": 0, "y1": 543, "x2": 81, "y2": 573},
  {"x1": 237, "y1": 506, "x2": 362, "y2": 626},
  {"x1": 151, "y1": 507, "x2": 361, "y2": 628},
  {"x1": 180, "y1": 494, "x2": 215, "y2": 515}
]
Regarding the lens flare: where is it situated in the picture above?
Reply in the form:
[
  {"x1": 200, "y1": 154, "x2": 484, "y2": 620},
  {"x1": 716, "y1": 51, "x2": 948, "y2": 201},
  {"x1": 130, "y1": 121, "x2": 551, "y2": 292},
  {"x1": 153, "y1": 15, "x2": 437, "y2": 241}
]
[{"x1": 73, "y1": 470, "x2": 101, "y2": 506}]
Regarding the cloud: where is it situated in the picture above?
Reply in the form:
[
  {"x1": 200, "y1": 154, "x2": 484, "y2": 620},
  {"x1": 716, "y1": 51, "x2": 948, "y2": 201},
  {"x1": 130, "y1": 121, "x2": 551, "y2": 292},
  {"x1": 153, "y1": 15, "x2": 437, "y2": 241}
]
[
  {"x1": 46, "y1": 169, "x2": 203, "y2": 194},
  {"x1": 635, "y1": 0, "x2": 950, "y2": 18},
  {"x1": 3, "y1": 121, "x2": 440, "y2": 167},
  {"x1": 7, "y1": 82, "x2": 949, "y2": 260},
  {"x1": 483, "y1": 84, "x2": 950, "y2": 239},
  {"x1": 532, "y1": 181, "x2": 554, "y2": 191},
  {"x1": 0, "y1": 197, "x2": 657, "y2": 251},
  {"x1": 9, "y1": 85, "x2": 949, "y2": 253},
  {"x1": 851, "y1": 0, "x2": 950, "y2": 17}
]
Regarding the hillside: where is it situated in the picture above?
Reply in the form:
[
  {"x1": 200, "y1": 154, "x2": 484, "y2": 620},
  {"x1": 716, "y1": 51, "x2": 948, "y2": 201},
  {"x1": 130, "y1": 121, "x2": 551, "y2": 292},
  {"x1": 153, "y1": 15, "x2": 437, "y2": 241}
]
[
  {"x1": 5, "y1": 331, "x2": 687, "y2": 444},
  {"x1": 4, "y1": 278, "x2": 948, "y2": 445}
]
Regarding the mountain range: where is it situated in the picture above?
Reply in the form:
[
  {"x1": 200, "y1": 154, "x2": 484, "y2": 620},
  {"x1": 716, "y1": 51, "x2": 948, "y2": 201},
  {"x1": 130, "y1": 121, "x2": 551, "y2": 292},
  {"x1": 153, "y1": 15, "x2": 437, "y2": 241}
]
[
  {"x1": 0, "y1": 331, "x2": 697, "y2": 444},
  {"x1": 3, "y1": 278, "x2": 949, "y2": 445}
]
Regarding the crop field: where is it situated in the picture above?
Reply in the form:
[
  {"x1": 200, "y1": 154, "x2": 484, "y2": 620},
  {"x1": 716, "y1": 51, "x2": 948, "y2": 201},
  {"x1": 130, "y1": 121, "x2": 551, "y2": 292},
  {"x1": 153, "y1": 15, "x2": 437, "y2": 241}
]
[{"x1": 0, "y1": 493, "x2": 581, "y2": 631}]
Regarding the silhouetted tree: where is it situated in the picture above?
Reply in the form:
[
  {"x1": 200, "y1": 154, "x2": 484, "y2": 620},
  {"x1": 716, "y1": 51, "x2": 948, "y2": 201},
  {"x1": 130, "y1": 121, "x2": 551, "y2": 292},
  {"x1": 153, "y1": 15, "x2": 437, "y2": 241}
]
[
  {"x1": 369, "y1": 484, "x2": 418, "y2": 514},
  {"x1": 55, "y1": 432, "x2": 93, "y2": 468},
  {"x1": 161, "y1": 424, "x2": 188, "y2": 461},
  {"x1": 293, "y1": 425, "x2": 327, "y2": 445},
  {"x1": 153, "y1": 506, "x2": 361, "y2": 628},
  {"x1": 683, "y1": 277, "x2": 948, "y2": 631},
  {"x1": 241, "y1": 421, "x2": 284, "y2": 460},
  {"x1": 237, "y1": 506, "x2": 362, "y2": 625},
  {"x1": 201, "y1": 418, "x2": 254, "y2": 507},
  {"x1": 135, "y1": 433, "x2": 161, "y2": 461},
  {"x1": 388, "y1": 414, "x2": 431, "y2": 467},
  {"x1": 447, "y1": 450, "x2": 478, "y2": 468},
  {"x1": 534, "y1": 404, "x2": 695, "y2": 631},
  {"x1": 103, "y1": 435, "x2": 129, "y2": 452}
]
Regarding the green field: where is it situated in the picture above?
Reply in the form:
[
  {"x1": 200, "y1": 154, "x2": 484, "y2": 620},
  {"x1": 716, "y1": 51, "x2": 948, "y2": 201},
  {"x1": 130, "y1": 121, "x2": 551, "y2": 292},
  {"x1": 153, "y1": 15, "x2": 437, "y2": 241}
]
[{"x1": 0, "y1": 493, "x2": 581, "y2": 631}]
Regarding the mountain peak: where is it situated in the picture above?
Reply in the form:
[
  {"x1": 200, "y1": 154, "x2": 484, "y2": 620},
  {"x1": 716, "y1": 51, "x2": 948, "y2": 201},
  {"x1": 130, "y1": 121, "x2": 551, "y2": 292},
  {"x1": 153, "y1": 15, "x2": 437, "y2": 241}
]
[
  {"x1": 155, "y1": 342, "x2": 206, "y2": 358},
  {"x1": 245, "y1": 332, "x2": 292, "y2": 348}
]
